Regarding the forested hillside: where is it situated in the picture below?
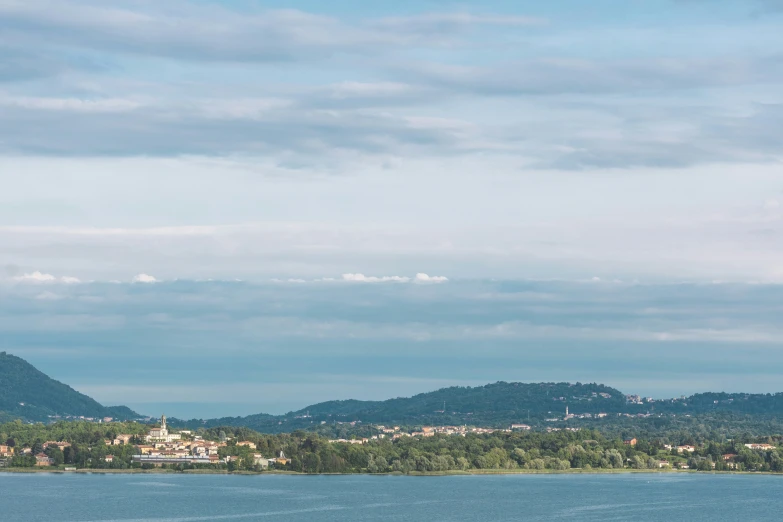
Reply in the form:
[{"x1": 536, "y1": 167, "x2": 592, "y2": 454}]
[
  {"x1": 177, "y1": 383, "x2": 783, "y2": 435},
  {"x1": 0, "y1": 352, "x2": 139, "y2": 421}
]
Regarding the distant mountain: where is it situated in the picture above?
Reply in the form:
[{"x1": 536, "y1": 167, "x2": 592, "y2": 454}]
[
  {"x1": 175, "y1": 383, "x2": 783, "y2": 434},
  {"x1": 177, "y1": 382, "x2": 628, "y2": 432},
  {"x1": 0, "y1": 352, "x2": 141, "y2": 421}
]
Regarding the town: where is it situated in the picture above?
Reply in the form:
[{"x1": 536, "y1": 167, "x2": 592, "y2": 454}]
[{"x1": 3, "y1": 409, "x2": 782, "y2": 474}]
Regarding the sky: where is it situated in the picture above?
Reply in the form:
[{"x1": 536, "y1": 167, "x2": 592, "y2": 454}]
[{"x1": 1, "y1": 0, "x2": 782, "y2": 418}]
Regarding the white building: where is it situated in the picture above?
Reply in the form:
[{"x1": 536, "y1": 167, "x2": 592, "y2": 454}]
[{"x1": 146, "y1": 415, "x2": 182, "y2": 443}]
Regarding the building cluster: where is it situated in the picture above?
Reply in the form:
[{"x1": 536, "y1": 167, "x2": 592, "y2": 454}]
[
  {"x1": 664, "y1": 444, "x2": 696, "y2": 453},
  {"x1": 46, "y1": 415, "x2": 123, "y2": 423},
  {"x1": 745, "y1": 443, "x2": 777, "y2": 451},
  {"x1": 132, "y1": 415, "x2": 222, "y2": 466},
  {"x1": 128, "y1": 416, "x2": 283, "y2": 468},
  {"x1": 329, "y1": 424, "x2": 526, "y2": 444}
]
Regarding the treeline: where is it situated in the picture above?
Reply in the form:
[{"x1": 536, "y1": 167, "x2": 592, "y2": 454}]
[
  {"x1": 5, "y1": 420, "x2": 783, "y2": 474},
  {"x1": 2, "y1": 420, "x2": 147, "y2": 469}
]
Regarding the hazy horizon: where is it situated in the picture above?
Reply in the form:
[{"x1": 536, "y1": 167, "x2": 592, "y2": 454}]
[{"x1": 4, "y1": 278, "x2": 783, "y2": 418}]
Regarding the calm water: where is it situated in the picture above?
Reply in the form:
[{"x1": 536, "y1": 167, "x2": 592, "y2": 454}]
[{"x1": 2, "y1": 472, "x2": 781, "y2": 521}]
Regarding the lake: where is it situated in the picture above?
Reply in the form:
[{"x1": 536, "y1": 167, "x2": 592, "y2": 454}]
[{"x1": 2, "y1": 472, "x2": 781, "y2": 521}]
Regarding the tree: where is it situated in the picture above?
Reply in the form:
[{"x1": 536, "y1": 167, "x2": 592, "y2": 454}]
[
  {"x1": 302, "y1": 453, "x2": 321, "y2": 473},
  {"x1": 46, "y1": 447, "x2": 64, "y2": 466}
]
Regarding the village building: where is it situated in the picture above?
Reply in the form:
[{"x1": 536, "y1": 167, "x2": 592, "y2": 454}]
[
  {"x1": 268, "y1": 450, "x2": 289, "y2": 466},
  {"x1": 43, "y1": 441, "x2": 71, "y2": 451},
  {"x1": 623, "y1": 438, "x2": 638, "y2": 446},
  {"x1": 146, "y1": 415, "x2": 182, "y2": 443},
  {"x1": 113, "y1": 434, "x2": 133, "y2": 445},
  {"x1": 745, "y1": 443, "x2": 776, "y2": 451},
  {"x1": 35, "y1": 453, "x2": 53, "y2": 467},
  {"x1": 252, "y1": 454, "x2": 271, "y2": 468}
]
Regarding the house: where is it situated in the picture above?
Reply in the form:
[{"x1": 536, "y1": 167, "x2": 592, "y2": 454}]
[
  {"x1": 723, "y1": 454, "x2": 737, "y2": 461},
  {"x1": 676, "y1": 445, "x2": 696, "y2": 453},
  {"x1": 105, "y1": 455, "x2": 114, "y2": 463},
  {"x1": 43, "y1": 441, "x2": 71, "y2": 451},
  {"x1": 35, "y1": 453, "x2": 54, "y2": 467},
  {"x1": 745, "y1": 443, "x2": 776, "y2": 451},
  {"x1": 275, "y1": 450, "x2": 289, "y2": 466},
  {"x1": 658, "y1": 460, "x2": 670, "y2": 468},
  {"x1": 510, "y1": 424, "x2": 531, "y2": 431},
  {"x1": 114, "y1": 435, "x2": 133, "y2": 445},
  {"x1": 0, "y1": 445, "x2": 13, "y2": 457},
  {"x1": 623, "y1": 438, "x2": 637, "y2": 446},
  {"x1": 252, "y1": 454, "x2": 270, "y2": 468},
  {"x1": 236, "y1": 441, "x2": 257, "y2": 450}
]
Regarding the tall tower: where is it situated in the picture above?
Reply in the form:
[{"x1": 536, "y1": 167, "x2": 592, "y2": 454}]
[
  {"x1": 161, "y1": 414, "x2": 167, "y2": 430},
  {"x1": 565, "y1": 406, "x2": 568, "y2": 417}
]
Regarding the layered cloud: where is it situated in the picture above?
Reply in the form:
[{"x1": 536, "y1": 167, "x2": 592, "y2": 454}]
[{"x1": 0, "y1": 0, "x2": 779, "y2": 169}]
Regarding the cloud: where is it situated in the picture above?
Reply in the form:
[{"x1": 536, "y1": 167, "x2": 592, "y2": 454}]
[
  {"x1": 0, "y1": 3, "x2": 780, "y2": 170},
  {"x1": 14, "y1": 271, "x2": 57, "y2": 282},
  {"x1": 400, "y1": 55, "x2": 783, "y2": 97},
  {"x1": 132, "y1": 273, "x2": 158, "y2": 283},
  {"x1": 0, "y1": 1, "x2": 373, "y2": 63},
  {"x1": 0, "y1": 1, "x2": 545, "y2": 64},
  {"x1": 371, "y1": 13, "x2": 545, "y2": 34},
  {"x1": 0, "y1": 95, "x2": 463, "y2": 158},
  {"x1": 339, "y1": 273, "x2": 448, "y2": 283},
  {"x1": 342, "y1": 273, "x2": 411, "y2": 283},
  {"x1": 11, "y1": 271, "x2": 80, "y2": 284},
  {"x1": 415, "y1": 273, "x2": 449, "y2": 283},
  {"x1": 34, "y1": 291, "x2": 64, "y2": 300}
]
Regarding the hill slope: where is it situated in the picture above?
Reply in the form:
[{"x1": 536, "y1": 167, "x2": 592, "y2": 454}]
[
  {"x1": 181, "y1": 382, "x2": 627, "y2": 432},
  {"x1": 176, "y1": 383, "x2": 783, "y2": 435},
  {"x1": 0, "y1": 352, "x2": 140, "y2": 421}
]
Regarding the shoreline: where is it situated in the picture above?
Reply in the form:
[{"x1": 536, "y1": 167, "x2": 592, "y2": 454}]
[{"x1": 0, "y1": 468, "x2": 775, "y2": 477}]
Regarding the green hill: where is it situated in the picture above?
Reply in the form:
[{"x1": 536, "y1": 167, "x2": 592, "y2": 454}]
[
  {"x1": 0, "y1": 351, "x2": 140, "y2": 421},
  {"x1": 182, "y1": 382, "x2": 627, "y2": 432},
  {"x1": 176, "y1": 384, "x2": 783, "y2": 435}
]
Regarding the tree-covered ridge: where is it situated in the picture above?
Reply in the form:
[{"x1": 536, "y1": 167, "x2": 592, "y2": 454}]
[
  {"x1": 181, "y1": 382, "x2": 626, "y2": 432},
  {"x1": 176, "y1": 382, "x2": 783, "y2": 434},
  {"x1": 0, "y1": 352, "x2": 139, "y2": 421}
]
